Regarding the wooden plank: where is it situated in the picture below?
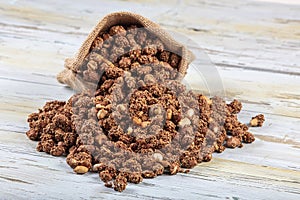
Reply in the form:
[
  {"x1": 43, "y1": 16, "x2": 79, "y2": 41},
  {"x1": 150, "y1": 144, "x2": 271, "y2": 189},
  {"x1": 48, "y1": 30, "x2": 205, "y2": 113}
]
[
  {"x1": 1, "y1": 0, "x2": 299, "y2": 75},
  {"x1": 0, "y1": 65, "x2": 299, "y2": 197},
  {"x1": 0, "y1": 131, "x2": 299, "y2": 199},
  {"x1": 1, "y1": 22, "x2": 299, "y2": 119},
  {"x1": 1, "y1": 0, "x2": 299, "y2": 77}
]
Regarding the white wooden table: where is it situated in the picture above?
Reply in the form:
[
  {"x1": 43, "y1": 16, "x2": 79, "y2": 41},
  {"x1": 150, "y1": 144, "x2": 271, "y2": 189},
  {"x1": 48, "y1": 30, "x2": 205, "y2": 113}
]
[{"x1": 0, "y1": 0, "x2": 299, "y2": 199}]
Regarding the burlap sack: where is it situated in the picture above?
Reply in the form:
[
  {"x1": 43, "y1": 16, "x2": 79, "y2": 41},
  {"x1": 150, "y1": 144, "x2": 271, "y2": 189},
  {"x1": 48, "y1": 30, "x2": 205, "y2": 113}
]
[{"x1": 57, "y1": 12, "x2": 194, "y2": 91}]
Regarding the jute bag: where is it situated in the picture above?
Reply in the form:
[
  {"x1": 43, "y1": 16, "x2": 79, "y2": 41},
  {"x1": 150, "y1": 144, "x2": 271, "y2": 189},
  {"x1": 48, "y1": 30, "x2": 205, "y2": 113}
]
[{"x1": 57, "y1": 12, "x2": 194, "y2": 91}]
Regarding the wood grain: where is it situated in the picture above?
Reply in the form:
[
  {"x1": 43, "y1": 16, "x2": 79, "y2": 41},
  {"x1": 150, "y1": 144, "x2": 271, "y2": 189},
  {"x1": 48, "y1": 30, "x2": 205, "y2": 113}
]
[{"x1": 0, "y1": 0, "x2": 299, "y2": 199}]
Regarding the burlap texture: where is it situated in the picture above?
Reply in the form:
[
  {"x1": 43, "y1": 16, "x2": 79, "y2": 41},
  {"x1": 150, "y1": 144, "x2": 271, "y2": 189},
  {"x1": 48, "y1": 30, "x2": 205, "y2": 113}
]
[{"x1": 57, "y1": 12, "x2": 194, "y2": 91}]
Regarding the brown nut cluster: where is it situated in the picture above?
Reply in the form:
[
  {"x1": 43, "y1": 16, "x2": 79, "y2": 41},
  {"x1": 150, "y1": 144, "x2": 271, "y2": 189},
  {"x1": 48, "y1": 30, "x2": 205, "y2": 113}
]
[
  {"x1": 224, "y1": 100, "x2": 257, "y2": 146},
  {"x1": 26, "y1": 24, "x2": 264, "y2": 192},
  {"x1": 27, "y1": 90, "x2": 259, "y2": 192},
  {"x1": 27, "y1": 100, "x2": 76, "y2": 157},
  {"x1": 250, "y1": 114, "x2": 265, "y2": 127},
  {"x1": 79, "y1": 24, "x2": 181, "y2": 88}
]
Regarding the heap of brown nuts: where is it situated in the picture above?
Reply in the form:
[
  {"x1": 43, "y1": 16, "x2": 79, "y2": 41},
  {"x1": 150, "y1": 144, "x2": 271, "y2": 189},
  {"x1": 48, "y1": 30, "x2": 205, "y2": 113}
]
[
  {"x1": 26, "y1": 25, "x2": 264, "y2": 192},
  {"x1": 79, "y1": 24, "x2": 181, "y2": 88}
]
